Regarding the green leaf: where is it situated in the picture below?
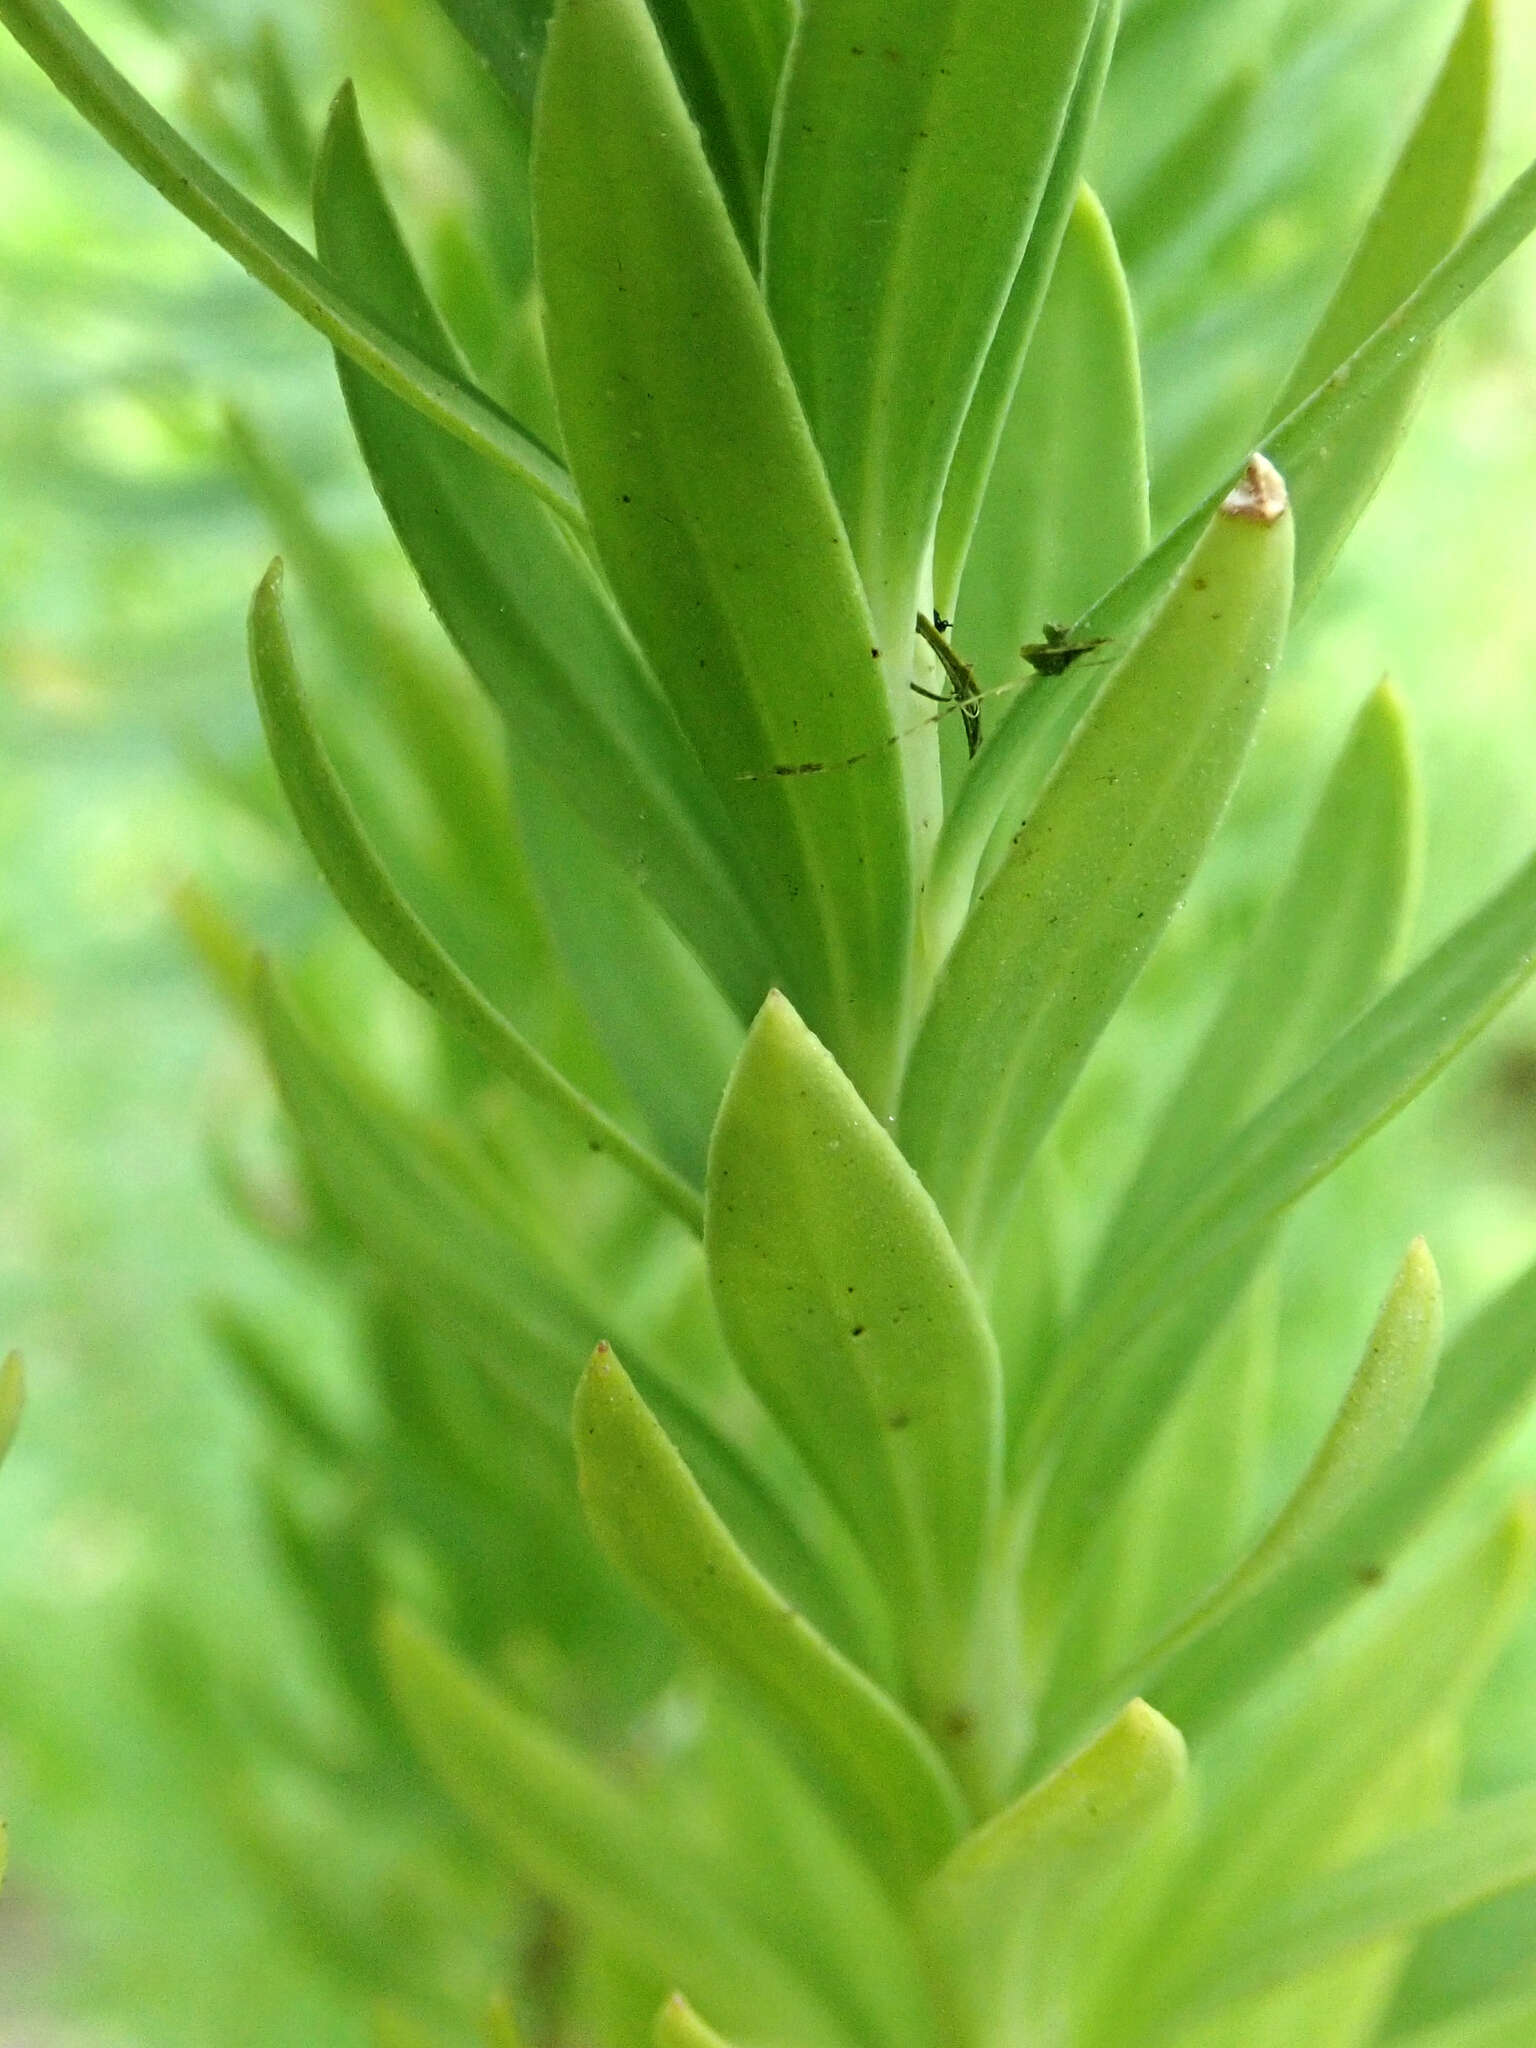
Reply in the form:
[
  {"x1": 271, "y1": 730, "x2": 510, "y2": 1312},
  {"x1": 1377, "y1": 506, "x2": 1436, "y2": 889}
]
[
  {"x1": 928, "y1": 178, "x2": 1150, "y2": 942},
  {"x1": 1024, "y1": 680, "x2": 1421, "y2": 1493},
  {"x1": 573, "y1": 1344, "x2": 968, "y2": 1883},
  {"x1": 248, "y1": 561, "x2": 703, "y2": 1234},
  {"x1": 0, "y1": 1352, "x2": 22, "y2": 1468},
  {"x1": 932, "y1": 0, "x2": 1121, "y2": 614},
  {"x1": 312, "y1": 87, "x2": 780, "y2": 1030},
  {"x1": 705, "y1": 992, "x2": 1003, "y2": 1780},
  {"x1": 1075, "y1": 136, "x2": 1536, "y2": 654},
  {"x1": 518, "y1": 773, "x2": 741, "y2": 1187},
  {"x1": 1155, "y1": 1249, "x2": 1536, "y2": 1737},
  {"x1": 956, "y1": 182, "x2": 1149, "y2": 698},
  {"x1": 1128, "y1": 1503, "x2": 1536, "y2": 2034},
  {"x1": 1033, "y1": 1240, "x2": 1443, "y2": 1773},
  {"x1": 255, "y1": 973, "x2": 881, "y2": 1667},
  {"x1": 1270, "y1": 0, "x2": 1493, "y2": 612},
  {"x1": 762, "y1": 0, "x2": 1102, "y2": 650},
  {"x1": 533, "y1": 0, "x2": 915, "y2": 1110},
  {"x1": 1096, "y1": 679, "x2": 1420, "y2": 1265},
  {"x1": 1168, "y1": 1780, "x2": 1536, "y2": 2026},
  {"x1": 0, "y1": 0, "x2": 577, "y2": 518},
  {"x1": 380, "y1": 1610, "x2": 844, "y2": 2047},
  {"x1": 648, "y1": 0, "x2": 794, "y2": 260},
  {"x1": 1029, "y1": 833, "x2": 1536, "y2": 1557},
  {"x1": 900, "y1": 456, "x2": 1294, "y2": 1270},
  {"x1": 432, "y1": 0, "x2": 552, "y2": 121},
  {"x1": 925, "y1": 1699, "x2": 1185, "y2": 2046},
  {"x1": 653, "y1": 1994, "x2": 738, "y2": 2048},
  {"x1": 924, "y1": 1696, "x2": 1184, "y2": 1953}
]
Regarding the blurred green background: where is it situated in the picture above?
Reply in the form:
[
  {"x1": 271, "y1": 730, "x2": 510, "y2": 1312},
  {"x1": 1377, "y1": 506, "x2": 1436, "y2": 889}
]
[{"x1": 3, "y1": 2, "x2": 1536, "y2": 2042}]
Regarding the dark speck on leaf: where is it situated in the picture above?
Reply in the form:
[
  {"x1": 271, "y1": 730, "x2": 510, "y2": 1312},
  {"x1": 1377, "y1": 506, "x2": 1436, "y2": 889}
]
[
  {"x1": 888, "y1": 1410, "x2": 910, "y2": 1430},
  {"x1": 1355, "y1": 1562, "x2": 1385, "y2": 1587},
  {"x1": 851, "y1": 1325, "x2": 866, "y2": 1338}
]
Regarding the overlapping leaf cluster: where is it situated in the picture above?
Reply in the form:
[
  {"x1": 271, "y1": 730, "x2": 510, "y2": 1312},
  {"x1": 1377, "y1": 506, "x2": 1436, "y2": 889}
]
[{"x1": 9, "y1": 0, "x2": 1536, "y2": 2043}]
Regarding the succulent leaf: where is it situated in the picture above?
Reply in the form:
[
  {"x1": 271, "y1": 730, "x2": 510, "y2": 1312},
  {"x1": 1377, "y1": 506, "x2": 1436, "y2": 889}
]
[
  {"x1": 533, "y1": 0, "x2": 915, "y2": 1108},
  {"x1": 933, "y1": 0, "x2": 1122, "y2": 615},
  {"x1": 1272, "y1": 0, "x2": 1493, "y2": 614},
  {"x1": 573, "y1": 1342, "x2": 968, "y2": 1882},
  {"x1": 902, "y1": 455, "x2": 1294, "y2": 1270},
  {"x1": 381, "y1": 1609, "x2": 845, "y2": 2047},
  {"x1": 311, "y1": 86, "x2": 780, "y2": 1032},
  {"x1": 647, "y1": 0, "x2": 795, "y2": 260},
  {"x1": 1030, "y1": 828, "x2": 1536, "y2": 1573},
  {"x1": 1035, "y1": 1239, "x2": 1444, "y2": 1771},
  {"x1": 248, "y1": 561, "x2": 704, "y2": 1230},
  {"x1": 706, "y1": 991, "x2": 1003, "y2": 1765},
  {"x1": 762, "y1": 0, "x2": 1102, "y2": 652}
]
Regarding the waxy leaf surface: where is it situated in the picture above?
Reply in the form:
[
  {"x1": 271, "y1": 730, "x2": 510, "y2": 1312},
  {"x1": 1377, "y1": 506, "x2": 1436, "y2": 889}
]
[
  {"x1": 535, "y1": 0, "x2": 914, "y2": 1108},
  {"x1": 763, "y1": 0, "x2": 1100, "y2": 649},
  {"x1": 575, "y1": 1344, "x2": 967, "y2": 1882},
  {"x1": 902, "y1": 463, "x2": 1293, "y2": 1269},
  {"x1": 707, "y1": 993, "x2": 1003, "y2": 1747}
]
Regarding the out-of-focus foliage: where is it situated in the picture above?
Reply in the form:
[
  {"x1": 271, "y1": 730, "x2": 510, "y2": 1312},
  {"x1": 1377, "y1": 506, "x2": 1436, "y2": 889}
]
[{"x1": 2, "y1": 3, "x2": 1536, "y2": 2045}]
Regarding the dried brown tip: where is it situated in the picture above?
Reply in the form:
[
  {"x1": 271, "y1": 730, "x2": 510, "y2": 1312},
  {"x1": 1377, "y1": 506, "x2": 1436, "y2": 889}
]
[{"x1": 1221, "y1": 451, "x2": 1289, "y2": 526}]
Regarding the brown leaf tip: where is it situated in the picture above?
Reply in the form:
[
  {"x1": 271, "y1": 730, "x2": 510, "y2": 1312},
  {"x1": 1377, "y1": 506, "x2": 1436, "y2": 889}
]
[{"x1": 1221, "y1": 452, "x2": 1289, "y2": 526}]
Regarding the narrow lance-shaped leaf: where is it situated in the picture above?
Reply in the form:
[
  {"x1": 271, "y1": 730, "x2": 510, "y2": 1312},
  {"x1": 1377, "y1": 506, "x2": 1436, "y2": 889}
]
[
  {"x1": 1067, "y1": 139, "x2": 1536, "y2": 657},
  {"x1": 928, "y1": 178, "x2": 1150, "y2": 947},
  {"x1": 431, "y1": 0, "x2": 552, "y2": 121},
  {"x1": 1120, "y1": 1501, "x2": 1536, "y2": 2039},
  {"x1": 648, "y1": 0, "x2": 794, "y2": 261},
  {"x1": 1269, "y1": 0, "x2": 1493, "y2": 613},
  {"x1": 255, "y1": 970, "x2": 882, "y2": 1666},
  {"x1": 706, "y1": 993, "x2": 1003, "y2": 1785},
  {"x1": 1032, "y1": 1240, "x2": 1443, "y2": 1774},
  {"x1": 1013, "y1": 686, "x2": 1423, "y2": 1631},
  {"x1": 933, "y1": 0, "x2": 1122, "y2": 614},
  {"x1": 955, "y1": 182, "x2": 1150, "y2": 700},
  {"x1": 923, "y1": 1698, "x2": 1185, "y2": 1976},
  {"x1": 1156, "y1": 1247, "x2": 1536, "y2": 1737},
  {"x1": 0, "y1": 0, "x2": 577, "y2": 518},
  {"x1": 534, "y1": 0, "x2": 915, "y2": 1110},
  {"x1": 1027, "y1": 677, "x2": 1423, "y2": 1462},
  {"x1": 927, "y1": 1700, "x2": 1186, "y2": 2047},
  {"x1": 763, "y1": 0, "x2": 1101, "y2": 651},
  {"x1": 518, "y1": 772, "x2": 741, "y2": 1187},
  {"x1": 313, "y1": 87, "x2": 780, "y2": 1029},
  {"x1": 380, "y1": 1611, "x2": 844, "y2": 2048},
  {"x1": 901, "y1": 456, "x2": 1293, "y2": 1271},
  {"x1": 1161, "y1": 1780, "x2": 1536, "y2": 2029},
  {"x1": 1092, "y1": 678, "x2": 1420, "y2": 1271},
  {"x1": 248, "y1": 564, "x2": 703, "y2": 1234},
  {"x1": 1028, "y1": 832, "x2": 1536, "y2": 1557},
  {"x1": 574, "y1": 1344, "x2": 968, "y2": 1884}
]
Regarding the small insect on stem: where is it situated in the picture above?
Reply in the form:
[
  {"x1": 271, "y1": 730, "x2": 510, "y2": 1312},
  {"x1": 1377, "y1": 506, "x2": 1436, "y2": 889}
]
[
  {"x1": 914, "y1": 611, "x2": 983, "y2": 758},
  {"x1": 1021, "y1": 621, "x2": 1110, "y2": 678},
  {"x1": 734, "y1": 632, "x2": 1112, "y2": 782}
]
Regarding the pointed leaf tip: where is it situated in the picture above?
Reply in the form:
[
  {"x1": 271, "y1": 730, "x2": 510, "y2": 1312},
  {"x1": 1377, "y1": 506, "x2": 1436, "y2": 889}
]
[{"x1": 574, "y1": 1340, "x2": 966, "y2": 1879}]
